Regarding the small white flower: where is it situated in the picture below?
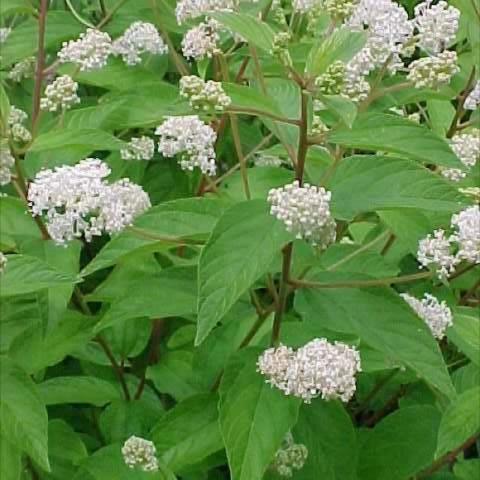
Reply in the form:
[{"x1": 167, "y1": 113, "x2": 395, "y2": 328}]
[
  {"x1": 465, "y1": 81, "x2": 480, "y2": 111},
  {"x1": 180, "y1": 75, "x2": 231, "y2": 112},
  {"x1": 401, "y1": 292, "x2": 453, "y2": 340},
  {"x1": 451, "y1": 205, "x2": 480, "y2": 264},
  {"x1": 258, "y1": 338, "x2": 361, "y2": 403},
  {"x1": 58, "y1": 29, "x2": 112, "y2": 71},
  {"x1": 0, "y1": 252, "x2": 7, "y2": 275},
  {"x1": 155, "y1": 115, "x2": 217, "y2": 175},
  {"x1": 121, "y1": 136, "x2": 155, "y2": 161},
  {"x1": 268, "y1": 180, "x2": 336, "y2": 248},
  {"x1": 442, "y1": 131, "x2": 480, "y2": 182},
  {"x1": 112, "y1": 22, "x2": 167, "y2": 66},
  {"x1": 28, "y1": 159, "x2": 150, "y2": 245},
  {"x1": 175, "y1": 0, "x2": 238, "y2": 24},
  {"x1": 182, "y1": 20, "x2": 220, "y2": 61},
  {"x1": 121, "y1": 436, "x2": 158, "y2": 472},
  {"x1": 254, "y1": 154, "x2": 283, "y2": 168},
  {"x1": 40, "y1": 75, "x2": 80, "y2": 112},
  {"x1": 7, "y1": 56, "x2": 36, "y2": 83},
  {"x1": 413, "y1": 1, "x2": 460, "y2": 54},
  {"x1": 417, "y1": 229, "x2": 459, "y2": 279},
  {"x1": 407, "y1": 51, "x2": 459, "y2": 89}
]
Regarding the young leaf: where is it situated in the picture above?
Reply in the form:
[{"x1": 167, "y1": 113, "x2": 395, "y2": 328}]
[
  {"x1": 196, "y1": 200, "x2": 293, "y2": 345},
  {"x1": 219, "y1": 348, "x2": 301, "y2": 480}
]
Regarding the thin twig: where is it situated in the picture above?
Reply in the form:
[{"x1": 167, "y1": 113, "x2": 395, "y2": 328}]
[
  {"x1": 31, "y1": 0, "x2": 49, "y2": 135},
  {"x1": 229, "y1": 113, "x2": 251, "y2": 199},
  {"x1": 459, "y1": 278, "x2": 480, "y2": 305}
]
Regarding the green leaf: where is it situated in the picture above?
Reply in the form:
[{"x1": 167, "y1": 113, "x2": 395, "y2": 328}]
[
  {"x1": 30, "y1": 128, "x2": 125, "y2": 152},
  {"x1": 448, "y1": 308, "x2": 480, "y2": 366},
  {"x1": 82, "y1": 198, "x2": 228, "y2": 276},
  {"x1": 209, "y1": 12, "x2": 275, "y2": 51},
  {"x1": 328, "y1": 113, "x2": 464, "y2": 169},
  {"x1": 454, "y1": 459, "x2": 480, "y2": 480},
  {"x1": 9, "y1": 311, "x2": 95, "y2": 374},
  {"x1": 306, "y1": 28, "x2": 366, "y2": 76},
  {"x1": 0, "y1": 11, "x2": 84, "y2": 66},
  {"x1": 73, "y1": 444, "x2": 176, "y2": 480},
  {"x1": 96, "y1": 266, "x2": 197, "y2": 332},
  {"x1": 147, "y1": 350, "x2": 206, "y2": 401},
  {"x1": 196, "y1": 200, "x2": 293, "y2": 345},
  {"x1": 0, "y1": 357, "x2": 50, "y2": 471},
  {"x1": 0, "y1": 436, "x2": 22, "y2": 480},
  {"x1": 436, "y1": 387, "x2": 480, "y2": 458},
  {"x1": 0, "y1": 84, "x2": 10, "y2": 134},
  {"x1": 292, "y1": 401, "x2": 357, "y2": 480},
  {"x1": 38, "y1": 376, "x2": 121, "y2": 406},
  {"x1": 0, "y1": 254, "x2": 79, "y2": 297},
  {"x1": 329, "y1": 155, "x2": 466, "y2": 220},
  {"x1": 0, "y1": 196, "x2": 41, "y2": 246},
  {"x1": 151, "y1": 394, "x2": 224, "y2": 473},
  {"x1": 358, "y1": 406, "x2": 440, "y2": 480},
  {"x1": 318, "y1": 94, "x2": 358, "y2": 128},
  {"x1": 295, "y1": 273, "x2": 456, "y2": 398},
  {"x1": 0, "y1": 0, "x2": 34, "y2": 16},
  {"x1": 219, "y1": 348, "x2": 301, "y2": 480}
]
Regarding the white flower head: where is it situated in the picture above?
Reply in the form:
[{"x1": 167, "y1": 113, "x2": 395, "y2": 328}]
[
  {"x1": 155, "y1": 115, "x2": 217, "y2": 175},
  {"x1": 181, "y1": 20, "x2": 220, "y2": 61},
  {"x1": 7, "y1": 106, "x2": 31, "y2": 143},
  {"x1": 122, "y1": 436, "x2": 158, "y2": 472},
  {"x1": 58, "y1": 29, "x2": 112, "y2": 71},
  {"x1": 451, "y1": 132, "x2": 480, "y2": 169},
  {"x1": 451, "y1": 205, "x2": 480, "y2": 264},
  {"x1": 268, "y1": 180, "x2": 336, "y2": 248},
  {"x1": 7, "y1": 56, "x2": 36, "y2": 83},
  {"x1": 176, "y1": 0, "x2": 238, "y2": 24},
  {"x1": 465, "y1": 81, "x2": 480, "y2": 111},
  {"x1": 121, "y1": 136, "x2": 155, "y2": 161},
  {"x1": 112, "y1": 22, "x2": 167, "y2": 66},
  {"x1": 0, "y1": 143, "x2": 15, "y2": 186},
  {"x1": 258, "y1": 338, "x2": 361, "y2": 403},
  {"x1": 414, "y1": 1, "x2": 460, "y2": 54},
  {"x1": 401, "y1": 292, "x2": 453, "y2": 340},
  {"x1": 408, "y1": 51, "x2": 459, "y2": 89},
  {"x1": 180, "y1": 75, "x2": 231, "y2": 112},
  {"x1": 417, "y1": 229, "x2": 459, "y2": 279},
  {"x1": 28, "y1": 159, "x2": 150, "y2": 245},
  {"x1": 40, "y1": 75, "x2": 80, "y2": 112}
]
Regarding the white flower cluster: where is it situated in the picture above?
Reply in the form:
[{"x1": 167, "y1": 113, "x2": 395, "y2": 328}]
[
  {"x1": 58, "y1": 29, "x2": 112, "y2": 71},
  {"x1": 442, "y1": 131, "x2": 480, "y2": 181},
  {"x1": 401, "y1": 293, "x2": 453, "y2": 340},
  {"x1": 7, "y1": 56, "x2": 36, "y2": 83},
  {"x1": 180, "y1": 75, "x2": 231, "y2": 112},
  {"x1": 417, "y1": 205, "x2": 480, "y2": 278},
  {"x1": 407, "y1": 51, "x2": 459, "y2": 89},
  {"x1": 413, "y1": 1, "x2": 460, "y2": 54},
  {"x1": 0, "y1": 252, "x2": 7, "y2": 275},
  {"x1": 0, "y1": 27, "x2": 11, "y2": 44},
  {"x1": 271, "y1": 433, "x2": 308, "y2": 478},
  {"x1": 258, "y1": 339, "x2": 361, "y2": 403},
  {"x1": 28, "y1": 159, "x2": 151, "y2": 245},
  {"x1": 155, "y1": 115, "x2": 217, "y2": 175},
  {"x1": 121, "y1": 136, "x2": 155, "y2": 161},
  {"x1": 268, "y1": 180, "x2": 336, "y2": 248},
  {"x1": 465, "y1": 81, "x2": 480, "y2": 111},
  {"x1": 182, "y1": 20, "x2": 220, "y2": 61},
  {"x1": 40, "y1": 75, "x2": 80, "y2": 113},
  {"x1": 121, "y1": 436, "x2": 159, "y2": 472},
  {"x1": 7, "y1": 106, "x2": 32, "y2": 143},
  {"x1": 176, "y1": 0, "x2": 238, "y2": 24},
  {"x1": 254, "y1": 153, "x2": 283, "y2": 168},
  {"x1": 0, "y1": 143, "x2": 15, "y2": 186},
  {"x1": 112, "y1": 22, "x2": 168, "y2": 66}
]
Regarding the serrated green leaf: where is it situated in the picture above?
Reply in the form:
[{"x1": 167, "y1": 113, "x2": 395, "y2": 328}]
[
  {"x1": 0, "y1": 357, "x2": 50, "y2": 471},
  {"x1": 196, "y1": 200, "x2": 293, "y2": 345},
  {"x1": 436, "y1": 387, "x2": 480, "y2": 458},
  {"x1": 329, "y1": 155, "x2": 466, "y2": 220},
  {"x1": 219, "y1": 348, "x2": 301, "y2": 480},
  {"x1": 151, "y1": 394, "x2": 224, "y2": 473},
  {"x1": 328, "y1": 113, "x2": 464, "y2": 169}
]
